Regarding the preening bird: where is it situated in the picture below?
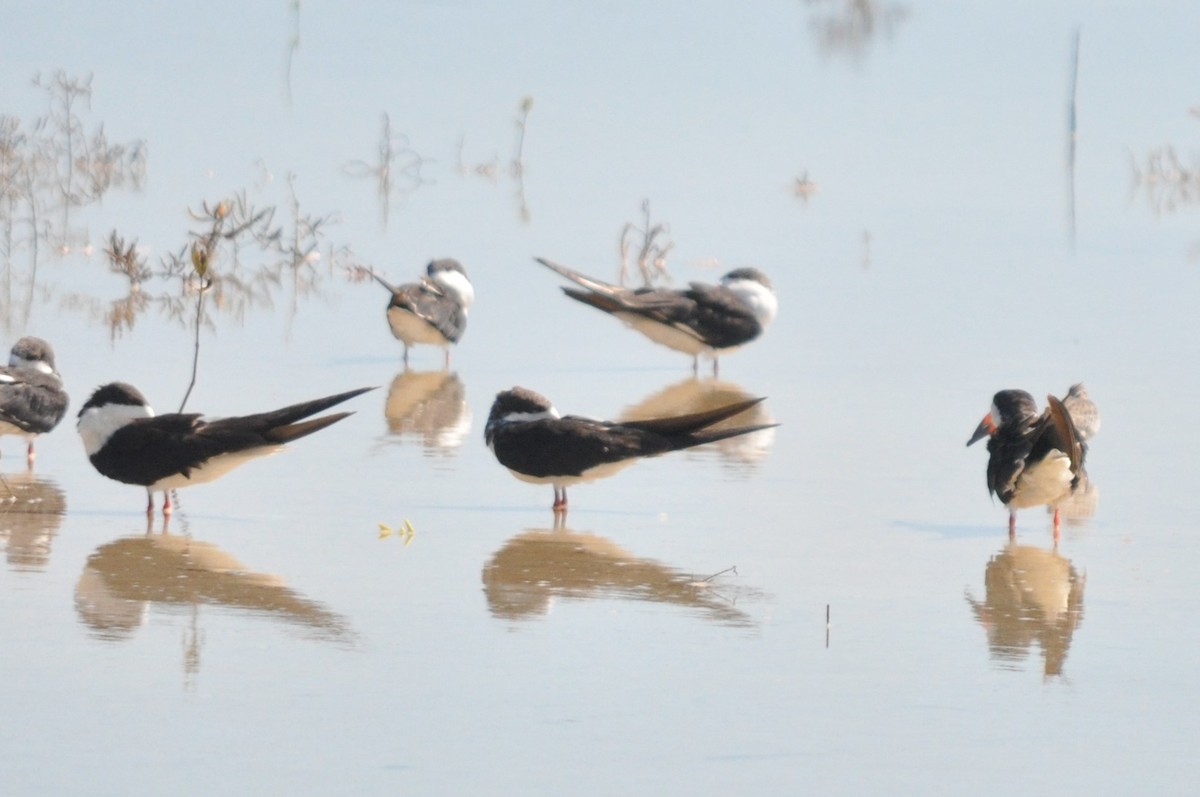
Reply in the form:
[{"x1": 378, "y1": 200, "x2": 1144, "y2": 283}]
[
  {"x1": 485, "y1": 385, "x2": 777, "y2": 511},
  {"x1": 0, "y1": 336, "x2": 69, "y2": 464},
  {"x1": 966, "y1": 389, "x2": 1086, "y2": 537},
  {"x1": 535, "y1": 257, "x2": 777, "y2": 373},
  {"x1": 77, "y1": 383, "x2": 374, "y2": 514},
  {"x1": 371, "y1": 259, "x2": 474, "y2": 367}
]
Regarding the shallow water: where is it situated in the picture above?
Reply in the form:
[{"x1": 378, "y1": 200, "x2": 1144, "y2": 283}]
[{"x1": 2, "y1": 2, "x2": 1199, "y2": 794}]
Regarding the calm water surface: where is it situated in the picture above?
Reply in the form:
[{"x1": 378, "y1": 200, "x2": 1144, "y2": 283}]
[{"x1": 2, "y1": 2, "x2": 1199, "y2": 794}]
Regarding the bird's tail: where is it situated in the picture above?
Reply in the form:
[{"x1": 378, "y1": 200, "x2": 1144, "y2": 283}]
[
  {"x1": 561, "y1": 287, "x2": 626, "y2": 313},
  {"x1": 369, "y1": 271, "x2": 401, "y2": 295},
  {"x1": 266, "y1": 411, "x2": 357, "y2": 444},
  {"x1": 250, "y1": 387, "x2": 376, "y2": 442},
  {"x1": 535, "y1": 257, "x2": 621, "y2": 294},
  {"x1": 622, "y1": 397, "x2": 767, "y2": 436},
  {"x1": 679, "y1": 421, "x2": 780, "y2": 449}
]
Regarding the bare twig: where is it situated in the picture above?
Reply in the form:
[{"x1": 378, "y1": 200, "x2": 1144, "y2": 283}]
[{"x1": 617, "y1": 199, "x2": 673, "y2": 286}]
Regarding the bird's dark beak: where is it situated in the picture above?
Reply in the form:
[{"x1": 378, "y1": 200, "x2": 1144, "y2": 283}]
[{"x1": 966, "y1": 413, "x2": 995, "y2": 447}]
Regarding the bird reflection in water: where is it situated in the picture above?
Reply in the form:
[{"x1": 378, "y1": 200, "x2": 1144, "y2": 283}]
[
  {"x1": 482, "y1": 516, "x2": 756, "y2": 627},
  {"x1": 0, "y1": 469, "x2": 66, "y2": 571},
  {"x1": 382, "y1": 370, "x2": 471, "y2": 456},
  {"x1": 74, "y1": 517, "x2": 353, "y2": 677},
  {"x1": 965, "y1": 541, "x2": 1086, "y2": 678},
  {"x1": 620, "y1": 377, "x2": 777, "y2": 471}
]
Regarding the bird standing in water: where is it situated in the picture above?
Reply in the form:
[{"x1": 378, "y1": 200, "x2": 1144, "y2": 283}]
[
  {"x1": 485, "y1": 385, "x2": 777, "y2": 512},
  {"x1": 371, "y1": 259, "x2": 474, "y2": 368},
  {"x1": 77, "y1": 383, "x2": 374, "y2": 515},
  {"x1": 535, "y1": 257, "x2": 776, "y2": 374},
  {"x1": 0, "y1": 337, "x2": 69, "y2": 465},
  {"x1": 967, "y1": 389, "x2": 1086, "y2": 539},
  {"x1": 1062, "y1": 383, "x2": 1100, "y2": 441}
]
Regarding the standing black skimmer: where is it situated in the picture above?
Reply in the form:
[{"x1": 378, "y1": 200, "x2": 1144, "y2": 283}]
[
  {"x1": 1062, "y1": 383, "x2": 1099, "y2": 441},
  {"x1": 371, "y1": 259, "x2": 474, "y2": 367},
  {"x1": 485, "y1": 386, "x2": 777, "y2": 511},
  {"x1": 535, "y1": 257, "x2": 777, "y2": 373},
  {"x1": 0, "y1": 336, "x2": 69, "y2": 464},
  {"x1": 966, "y1": 390, "x2": 1086, "y2": 537},
  {"x1": 77, "y1": 383, "x2": 374, "y2": 515}
]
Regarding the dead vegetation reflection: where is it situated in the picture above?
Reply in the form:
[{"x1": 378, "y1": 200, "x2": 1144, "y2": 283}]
[
  {"x1": 619, "y1": 199, "x2": 674, "y2": 287},
  {"x1": 482, "y1": 516, "x2": 759, "y2": 627},
  {"x1": 2, "y1": 73, "x2": 366, "y2": 341},
  {"x1": 74, "y1": 517, "x2": 355, "y2": 680},
  {"x1": 1131, "y1": 142, "x2": 1200, "y2": 217},
  {"x1": 803, "y1": 0, "x2": 910, "y2": 64},
  {"x1": 456, "y1": 96, "x2": 534, "y2": 223},
  {"x1": 342, "y1": 113, "x2": 435, "y2": 229},
  {"x1": 0, "y1": 469, "x2": 66, "y2": 571},
  {"x1": 0, "y1": 72, "x2": 146, "y2": 332},
  {"x1": 965, "y1": 541, "x2": 1086, "y2": 679},
  {"x1": 66, "y1": 178, "x2": 366, "y2": 343},
  {"x1": 282, "y1": 0, "x2": 301, "y2": 106},
  {"x1": 1127, "y1": 98, "x2": 1200, "y2": 257}
]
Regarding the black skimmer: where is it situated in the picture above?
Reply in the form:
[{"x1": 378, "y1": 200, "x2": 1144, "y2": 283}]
[
  {"x1": 484, "y1": 386, "x2": 778, "y2": 511},
  {"x1": 1062, "y1": 383, "x2": 1099, "y2": 441},
  {"x1": 0, "y1": 336, "x2": 69, "y2": 464},
  {"x1": 77, "y1": 383, "x2": 374, "y2": 515},
  {"x1": 966, "y1": 390, "x2": 1086, "y2": 537},
  {"x1": 534, "y1": 257, "x2": 777, "y2": 373},
  {"x1": 370, "y1": 259, "x2": 474, "y2": 366}
]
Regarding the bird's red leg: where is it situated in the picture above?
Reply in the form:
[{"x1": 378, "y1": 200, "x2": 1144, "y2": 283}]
[
  {"x1": 163, "y1": 492, "x2": 173, "y2": 516},
  {"x1": 26, "y1": 441, "x2": 35, "y2": 464},
  {"x1": 552, "y1": 487, "x2": 568, "y2": 512},
  {"x1": 1052, "y1": 507, "x2": 1061, "y2": 543}
]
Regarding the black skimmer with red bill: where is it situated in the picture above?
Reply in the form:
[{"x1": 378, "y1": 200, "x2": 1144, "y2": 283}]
[{"x1": 966, "y1": 389, "x2": 1086, "y2": 538}]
